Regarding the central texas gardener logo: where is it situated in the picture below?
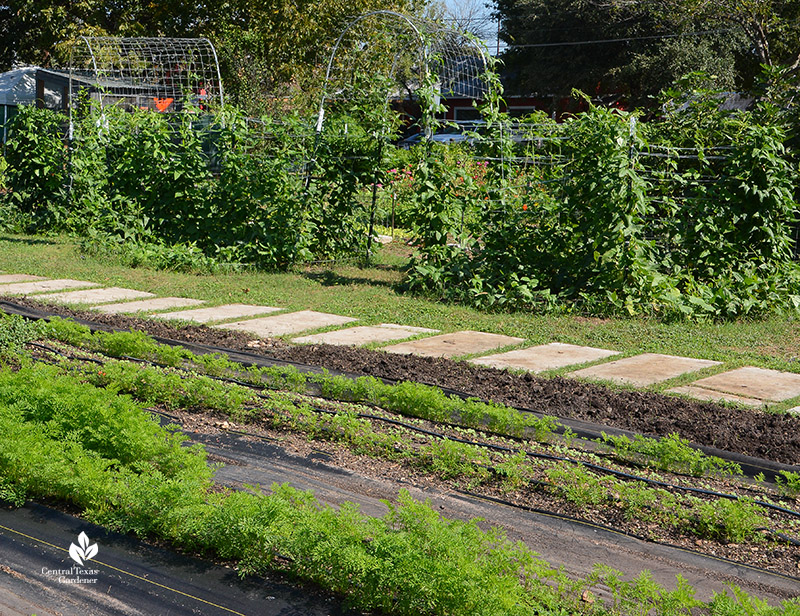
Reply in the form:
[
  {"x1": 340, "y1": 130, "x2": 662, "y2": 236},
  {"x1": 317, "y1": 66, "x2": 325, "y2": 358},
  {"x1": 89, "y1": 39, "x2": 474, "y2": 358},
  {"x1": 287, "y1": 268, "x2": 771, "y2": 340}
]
[{"x1": 69, "y1": 532, "x2": 98, "y2": 566}]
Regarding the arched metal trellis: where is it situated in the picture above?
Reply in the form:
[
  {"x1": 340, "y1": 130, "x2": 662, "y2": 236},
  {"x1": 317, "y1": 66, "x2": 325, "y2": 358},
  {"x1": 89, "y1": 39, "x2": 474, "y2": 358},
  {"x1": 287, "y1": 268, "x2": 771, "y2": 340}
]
[
  {"x1": 68, "y1": 36, "x2": 224, "y2": 113},
  {"x1": 315, "y1": 11, "x2": 489, "y2": 135}
]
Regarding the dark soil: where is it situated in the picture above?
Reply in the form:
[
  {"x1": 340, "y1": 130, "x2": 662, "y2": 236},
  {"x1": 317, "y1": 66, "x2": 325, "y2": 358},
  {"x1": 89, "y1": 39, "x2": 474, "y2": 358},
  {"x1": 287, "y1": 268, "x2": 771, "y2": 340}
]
[{"x1": 7, "y1": 296, "x2": 800, "y2": 467}]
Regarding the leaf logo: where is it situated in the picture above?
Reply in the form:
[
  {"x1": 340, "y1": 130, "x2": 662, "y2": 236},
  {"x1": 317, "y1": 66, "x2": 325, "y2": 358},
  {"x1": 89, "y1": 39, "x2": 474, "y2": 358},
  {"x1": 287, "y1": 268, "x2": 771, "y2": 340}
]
[{"x1": 69, "y1": 532, "x2": 98, "y2": 566}]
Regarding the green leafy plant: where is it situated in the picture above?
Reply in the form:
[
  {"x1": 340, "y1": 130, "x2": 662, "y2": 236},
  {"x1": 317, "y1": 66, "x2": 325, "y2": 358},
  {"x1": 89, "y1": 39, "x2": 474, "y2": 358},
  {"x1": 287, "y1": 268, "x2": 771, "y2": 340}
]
[
  {"x1": 776, "y1": 470, "x2": 800, "y2": 500},
  {"x1": 599, "y1": 432, "x2": 742, "y2": 478},
  {"x1": 0, "y1": 313, "x2": 44, "y2": 358}
]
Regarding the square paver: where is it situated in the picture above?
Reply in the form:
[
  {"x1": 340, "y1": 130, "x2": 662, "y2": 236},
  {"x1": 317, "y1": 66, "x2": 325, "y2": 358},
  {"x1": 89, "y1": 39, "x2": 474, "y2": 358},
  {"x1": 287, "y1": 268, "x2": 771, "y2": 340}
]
[
  {"x1": 34, "y1": 287, "x2": 155, "y2": 305},
  {"x1": 672, "y1": 367, "x2": 800, "y2": 403},
  {"x1": 292, "y1": 324, "x2": 438, "y2": 346},
  {"x1": 91, "y1": 297, "x2": 206, "y2": 314},
  {"x1": 382, "y1": 331, "x2": 524, "y2": 359},
  {"x1": 665, "y1": 385, "x2": 763, "y2": 407},
  {"x1": 568, "y1": 353, "x2": 721, "y2": 387},
  {"x1": 0, "y1": 279, "x2": 100, "y2": 295},
  {"x1": 215, "y1": 310, "x2": 357, "y2": 337},
  {"x1": 787, "y1": 406, "x2": 800, "y2": 416},
  {"x1": 0, "y1": 274, "x2": 45, "y2": 284},
  {"x1": 470, "y1": 342, "x2": 618, "y2": 373},
  {"x1": 152, "y1": 304, "x2": 282, "y2": 324}
]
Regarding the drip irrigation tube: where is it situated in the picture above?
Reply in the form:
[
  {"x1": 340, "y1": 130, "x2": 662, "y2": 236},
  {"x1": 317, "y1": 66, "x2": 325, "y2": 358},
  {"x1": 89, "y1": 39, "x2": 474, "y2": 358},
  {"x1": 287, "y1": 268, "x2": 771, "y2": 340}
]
[
  {"x1": 4, "y1": 299, "x2": 799, "y2": 485},
  {"x1": 456, "y1": 490, "x2": 800, "y2": 572},
  {"x1": 32, "y1": 331, "x2": 800, "y2": 497}
]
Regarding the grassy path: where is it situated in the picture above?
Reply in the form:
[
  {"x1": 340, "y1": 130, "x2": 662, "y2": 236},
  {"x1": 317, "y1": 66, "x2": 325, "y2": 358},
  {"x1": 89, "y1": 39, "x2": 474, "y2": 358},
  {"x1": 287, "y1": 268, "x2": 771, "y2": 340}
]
[{"x1": 1, "y1": 233, "x2": 798, "y2": 377}]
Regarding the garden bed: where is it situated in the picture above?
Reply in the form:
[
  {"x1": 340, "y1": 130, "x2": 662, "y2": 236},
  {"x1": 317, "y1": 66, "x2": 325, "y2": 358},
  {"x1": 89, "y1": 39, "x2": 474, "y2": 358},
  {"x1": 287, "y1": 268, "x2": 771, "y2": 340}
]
[
  {"x1": 8, "y1": 296, "x2": 800, "y2": 468},
  {"x1": 3, "y1": 300, "x2": 800, "y2": 612}
]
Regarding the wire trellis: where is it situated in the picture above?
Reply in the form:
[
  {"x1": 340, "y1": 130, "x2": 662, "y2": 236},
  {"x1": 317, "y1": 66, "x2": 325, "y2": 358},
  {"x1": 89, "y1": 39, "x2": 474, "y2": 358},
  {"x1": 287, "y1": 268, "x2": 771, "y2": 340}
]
[
  {"x1": 316, "y1": 11, "x2": 489, "y2": 135},
  {"x1": 68, "y1": 37, "x2": 224, "y2": 113}
]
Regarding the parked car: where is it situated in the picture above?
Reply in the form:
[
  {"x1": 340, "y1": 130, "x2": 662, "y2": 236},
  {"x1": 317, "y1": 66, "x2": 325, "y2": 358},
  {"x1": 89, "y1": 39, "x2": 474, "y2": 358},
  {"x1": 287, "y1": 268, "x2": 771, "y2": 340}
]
[{"x1": 398, "y1": 130, "x2": 470, "y2": 149}]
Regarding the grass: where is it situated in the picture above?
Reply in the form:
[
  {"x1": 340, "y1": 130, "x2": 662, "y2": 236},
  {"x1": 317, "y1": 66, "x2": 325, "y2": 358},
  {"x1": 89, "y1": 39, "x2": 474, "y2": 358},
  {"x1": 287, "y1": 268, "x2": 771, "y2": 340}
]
[{"x1": 1, "y1": 233, "x2": 799, "y2": 383}]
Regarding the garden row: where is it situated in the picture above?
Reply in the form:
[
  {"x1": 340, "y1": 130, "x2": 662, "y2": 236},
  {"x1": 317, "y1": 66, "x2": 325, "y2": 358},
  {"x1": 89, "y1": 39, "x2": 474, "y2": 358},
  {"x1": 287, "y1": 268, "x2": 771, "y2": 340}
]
[
  {"x1": 10, "y1": 315, "x2": 800, "y2": 567},
  {"x1": 3, "y1": 313, "x2": 800, "y2": 613},
  {"x1": 1, "y1": 78, "x2": 799, "y2": 319}
]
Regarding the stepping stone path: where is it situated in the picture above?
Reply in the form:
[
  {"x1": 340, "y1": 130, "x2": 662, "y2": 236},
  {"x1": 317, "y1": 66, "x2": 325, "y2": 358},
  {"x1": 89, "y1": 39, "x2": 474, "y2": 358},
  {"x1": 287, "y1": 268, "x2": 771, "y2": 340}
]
[
  {"x1": 0, "y1": 274, "x2": 44, "y2": 284},
  {"x1": 3, "y1": 271, "x2": 800, "y2": 409},
  {"x1": 152, "y1": 304, "x2": 281, "y2": 324},
  {"x1": 569, "y1": 353, "x2": 721, "y2": 387},
  {"x1": 667, "y1": 367, "x2": 800, "y2": 407},
  {"x1": 382, "y1": 331, "x2": 524, "y2": 359},
  {"x1": 92, "y1": 297, "x2": 206, "y2": 314},
  {"x1": 293, "y1": 324, "x2": 439, "y2": 346},
  {"x1": 0, "y1": 279, "x2": 100, "y2": 295},
  {"x1": 34, "y1": 287, "x2": 155, "y2": 305},
  {"x1": 215, "y1": 310, "x2": 357, "y2": 337},
  {"x1": 470, "y1": 342, "x2": 618, "y2": 373}
]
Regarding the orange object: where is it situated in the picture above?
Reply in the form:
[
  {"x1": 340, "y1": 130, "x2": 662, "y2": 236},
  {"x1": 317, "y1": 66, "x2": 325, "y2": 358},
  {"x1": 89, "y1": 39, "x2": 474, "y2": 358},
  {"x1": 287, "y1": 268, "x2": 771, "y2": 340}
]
[{"x1": 154, "y1": 97, "x2": 174, "y2": 112}]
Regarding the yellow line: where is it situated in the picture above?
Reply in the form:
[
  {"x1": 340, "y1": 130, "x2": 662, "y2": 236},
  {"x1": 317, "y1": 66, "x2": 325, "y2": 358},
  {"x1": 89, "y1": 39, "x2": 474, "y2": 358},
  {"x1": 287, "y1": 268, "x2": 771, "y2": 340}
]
[{"x1": 0, "y1": 522, "x2": 248, "y2": 616}]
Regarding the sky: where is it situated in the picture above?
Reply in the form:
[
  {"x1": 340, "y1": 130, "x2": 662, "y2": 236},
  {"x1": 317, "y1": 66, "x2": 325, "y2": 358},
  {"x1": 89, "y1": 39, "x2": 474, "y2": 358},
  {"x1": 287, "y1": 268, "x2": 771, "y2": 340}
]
[{"x1": 442, "y1": 0, "x2": 504, "y2": 53}]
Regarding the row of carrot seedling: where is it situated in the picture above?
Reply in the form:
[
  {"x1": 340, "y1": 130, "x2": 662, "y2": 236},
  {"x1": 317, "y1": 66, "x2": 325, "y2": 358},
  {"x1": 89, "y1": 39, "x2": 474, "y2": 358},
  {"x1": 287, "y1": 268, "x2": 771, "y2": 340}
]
[
  {"x1": 1, "y1": 312, "x2": 799, "y2": 615},
  {"x1": 39, "y1": 315, "x2": 800, "y2": 494},
  {"x1": 49, "y1": 350, "x2": 797, "y2": 548},
  {"x1": 1, "y1": 359, "x2": 799, "y2": 615}
]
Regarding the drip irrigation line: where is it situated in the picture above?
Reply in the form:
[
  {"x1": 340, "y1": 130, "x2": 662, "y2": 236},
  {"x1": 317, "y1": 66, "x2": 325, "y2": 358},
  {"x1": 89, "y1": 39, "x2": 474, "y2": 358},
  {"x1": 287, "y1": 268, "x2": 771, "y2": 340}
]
[
  {"x1": 24, "y1": 314, "x2": 800, "y2": 487},
  {"x1": 5, "y1": 300, "x2": 799, "y2": 485}
]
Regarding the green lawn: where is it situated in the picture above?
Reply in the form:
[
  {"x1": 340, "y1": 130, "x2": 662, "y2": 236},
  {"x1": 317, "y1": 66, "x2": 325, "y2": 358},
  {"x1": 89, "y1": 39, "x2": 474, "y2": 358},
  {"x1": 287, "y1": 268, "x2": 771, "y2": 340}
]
[{"x1": 1, "y1": 232, "x2": 798, "y2": 387}]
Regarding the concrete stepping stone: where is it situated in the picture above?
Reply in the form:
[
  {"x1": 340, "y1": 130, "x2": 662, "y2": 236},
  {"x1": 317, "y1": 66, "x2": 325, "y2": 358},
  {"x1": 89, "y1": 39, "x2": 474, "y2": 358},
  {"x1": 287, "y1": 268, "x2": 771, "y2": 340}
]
[
  {"x1": 92, "y1": 297, "x2": 206, "y2": 314},
  {"x1": 667, "y1": 367, "x2": 800, "y2": 404},
  {"x1": 665, "y1": 385, "x2": 763, "y2": 407},
  {"x1": 215, "y1": 310, "x2": 357, "y2": 337},
  {"x1": 0, "y1": 274, "x2": 45, "y2": 284},
  {"x1": 382, "y1": 330, "x2": 524, "y2": 359},
  {"x1": 152, "y1": 304, "x2": 282, "y2": 324},
  {"x1": 0, "y1": 279, "x2": 100, "y2": 295},
  {"x1": 569, "y1": 353, "x2": 721, "y2": 387},
  {"x1": 470, "y1": 342, "x2": 619, "y2": 373},
  {"x1": 34, "y1": 287, "x2": 155, "y2": 305},
  {"x1": 292, "y1": 324, "x2": 439, "y2": 346},
  {"x1": 788, "y1": 406, "x2": 800, "y2": 416}
]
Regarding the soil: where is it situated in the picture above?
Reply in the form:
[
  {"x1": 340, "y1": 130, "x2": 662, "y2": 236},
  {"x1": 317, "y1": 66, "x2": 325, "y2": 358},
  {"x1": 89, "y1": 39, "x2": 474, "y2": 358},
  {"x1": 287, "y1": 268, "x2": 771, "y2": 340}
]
[
  {"x1": 9, "y1": 296, "x2": 800, "y2": 468},
  {"x1": 6, "y1": 296, "x2": 800, "y2": 602}
]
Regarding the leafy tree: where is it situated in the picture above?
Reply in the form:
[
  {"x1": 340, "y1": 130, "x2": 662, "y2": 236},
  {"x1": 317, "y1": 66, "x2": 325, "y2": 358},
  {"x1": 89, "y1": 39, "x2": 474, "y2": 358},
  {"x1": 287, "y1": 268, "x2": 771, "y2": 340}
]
[
  {"x1": 0, "y1": 0, "x2": 210, "y2": 68},
  {"x1": 211, "y1": 0, "x2": 424, "y2": 115},
  {"x1": 494, "y1": 0, "x2": 753, "y2": 101},
  {"x1": 0, "y1": 0, "x2": 428, "y2": 113},
  {"x1": 639, "y1": 0, "x2": 800, "y2": 70}
]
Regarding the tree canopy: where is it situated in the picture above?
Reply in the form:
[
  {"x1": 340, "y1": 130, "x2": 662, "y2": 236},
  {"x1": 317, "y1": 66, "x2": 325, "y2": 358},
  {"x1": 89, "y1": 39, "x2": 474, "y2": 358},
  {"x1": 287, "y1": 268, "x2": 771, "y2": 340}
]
[
  {"x1": 0, "y1": 0, "x2": 420, "y2": 113},
  {"x1": 494, "y1": 0, "x2": 797, "y2": 101}
]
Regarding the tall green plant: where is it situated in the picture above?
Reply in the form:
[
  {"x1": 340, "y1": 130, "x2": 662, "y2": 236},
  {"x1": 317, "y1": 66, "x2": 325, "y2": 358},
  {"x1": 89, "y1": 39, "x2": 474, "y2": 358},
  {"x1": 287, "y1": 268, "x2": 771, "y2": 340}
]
[
  {"x1": 557, "y1": 101, "x2": 658, "y2": 312},
  {"x1": 4, "y1": 105, "x2": 67, "y2": 227},
  {"x1": 212, "y1": 111, "x2": 312, "y2": 268}
]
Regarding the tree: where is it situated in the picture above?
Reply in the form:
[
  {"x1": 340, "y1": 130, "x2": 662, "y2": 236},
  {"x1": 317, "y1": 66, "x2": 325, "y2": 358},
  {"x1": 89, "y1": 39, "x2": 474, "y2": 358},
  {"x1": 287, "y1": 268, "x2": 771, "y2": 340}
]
[
  {"x1": 439, "y1": 0, "x2": 497, "y2": 41},
  {"x1": 634, "y1": 0, "x2": 800, "y2": 70},
  {"x1": 211, "y1": 0, "x2": 425, "y2": 115},
  {"x1": 0, "y1": 0, "x2": 211, "y2": 69},
  {"x1": 494, "y1": 0, "x2": 755, "y2": 102},
  {"x1": 0, "y1": 0, "x2": 433, "y2": 114}
]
